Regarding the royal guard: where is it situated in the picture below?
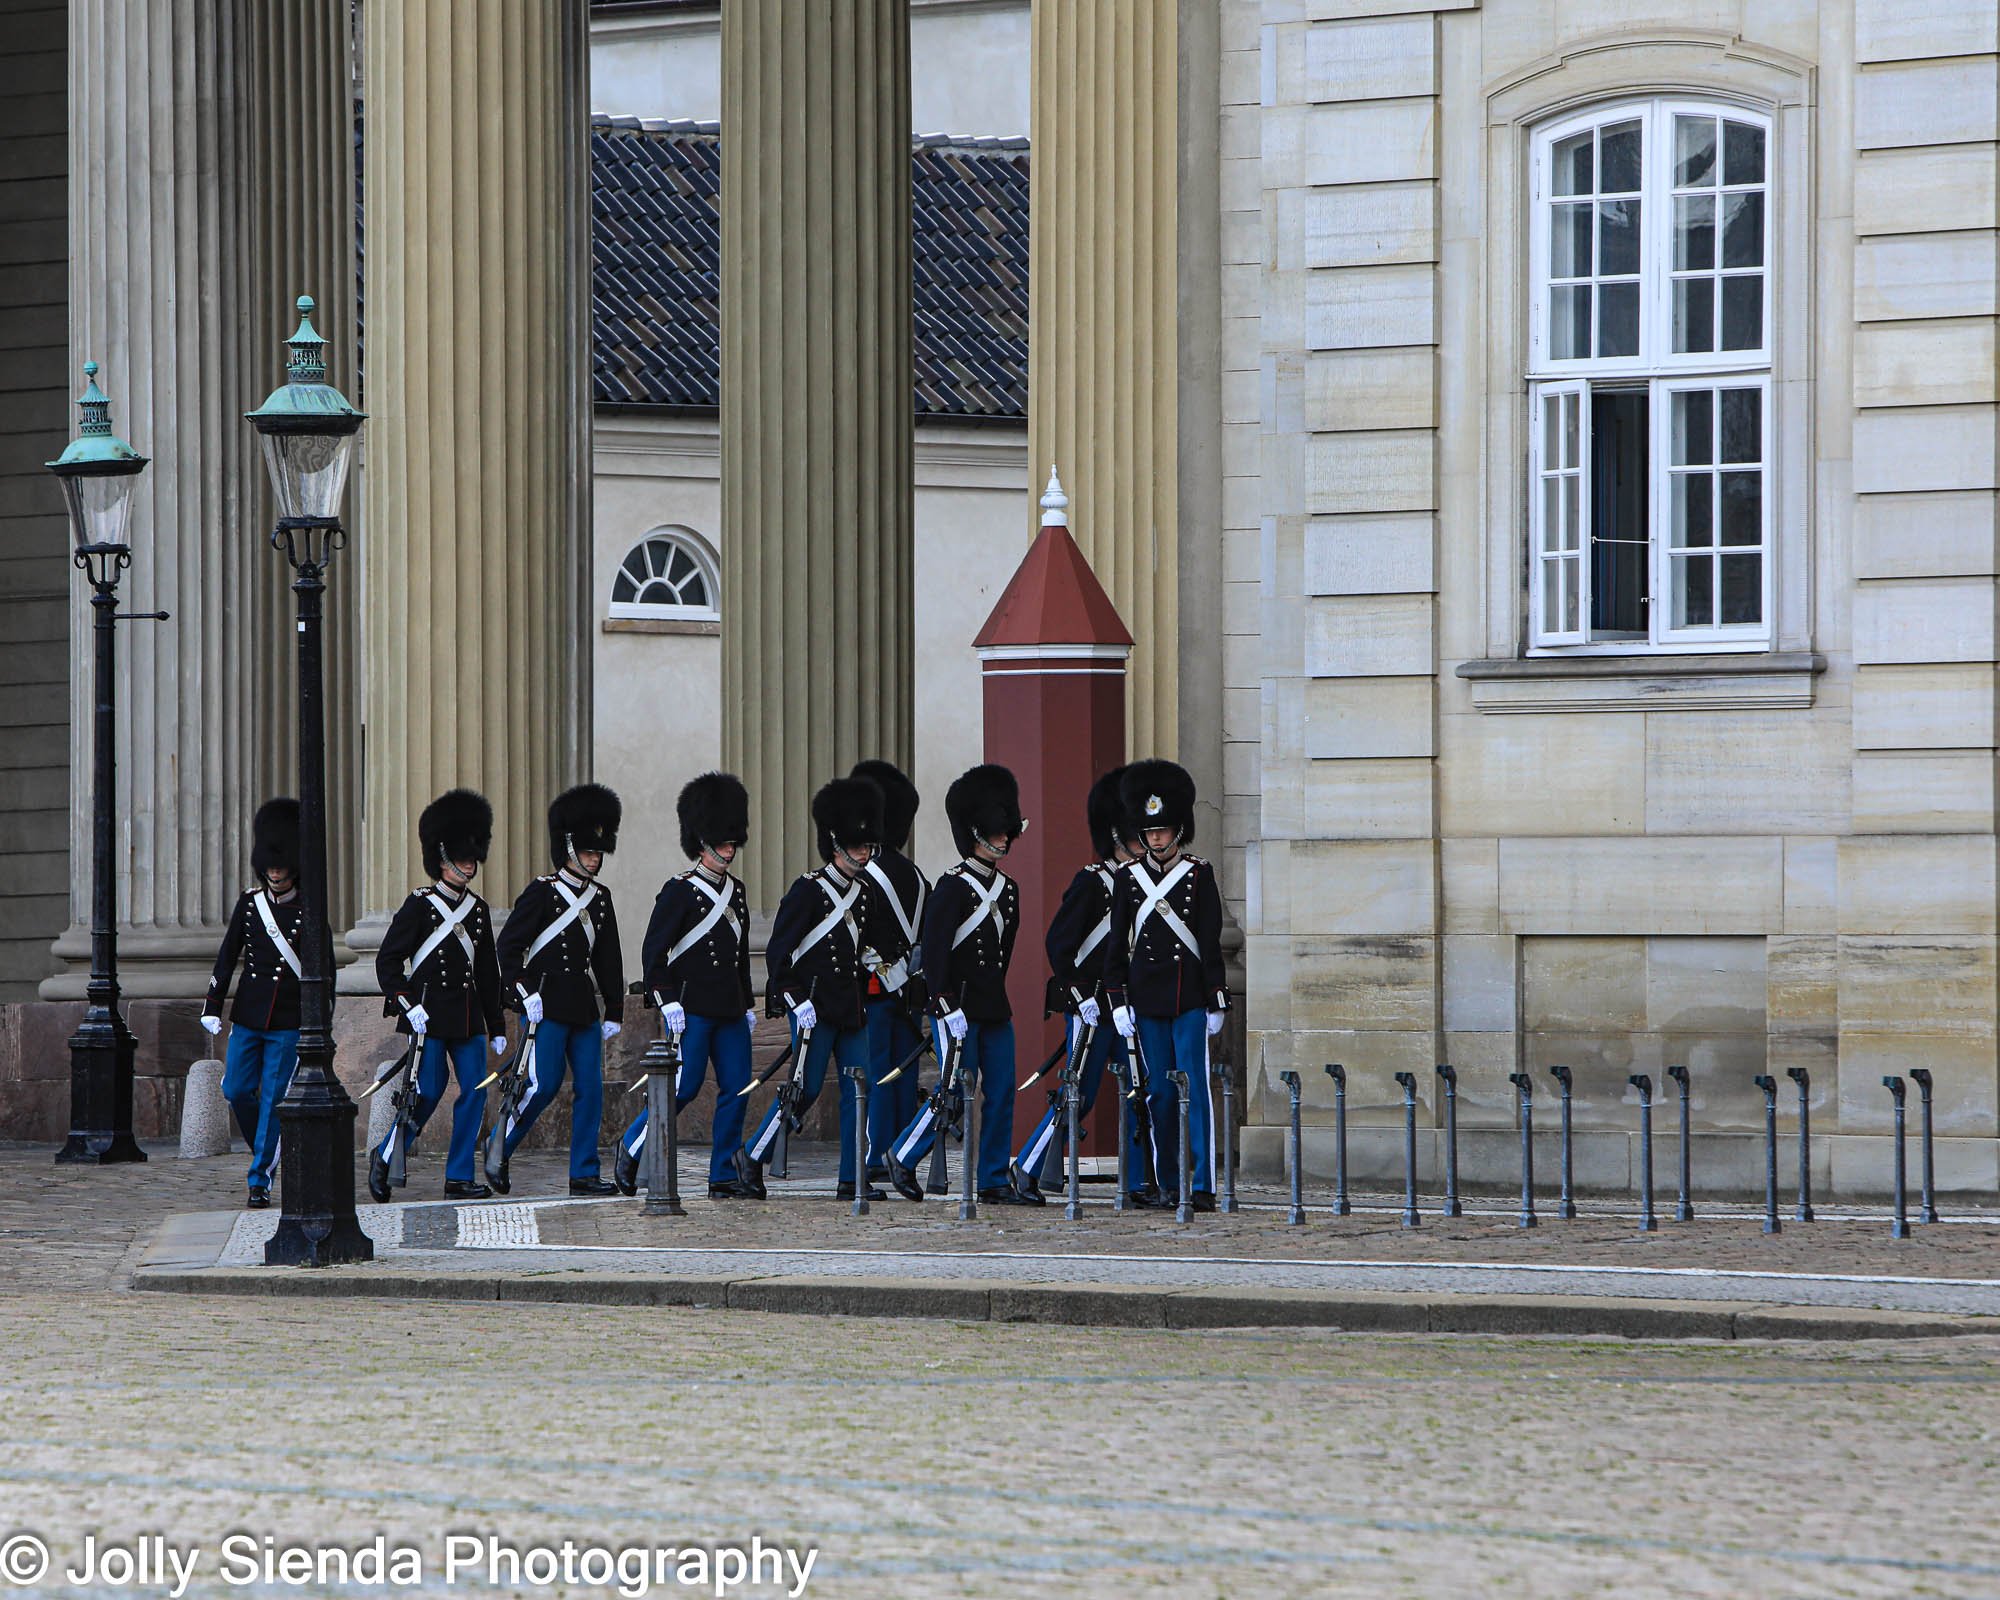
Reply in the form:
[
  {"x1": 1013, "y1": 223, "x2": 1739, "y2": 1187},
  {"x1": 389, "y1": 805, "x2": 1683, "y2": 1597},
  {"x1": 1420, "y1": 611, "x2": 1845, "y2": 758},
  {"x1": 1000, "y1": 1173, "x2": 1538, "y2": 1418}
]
[
  {"x1": 367, "y1": 789, "x2": 507, "y2": 1203},
  {"x1": 850, "y1": 758, "x2": 928, "y2": 1186},
  {"x1": 493, "y1": 783, "x2": 626, "y2": 1196},
  {"x1": 1104, "y1": 759, "x2": 1229, "y2": 1211},
  {"x1": 613, "y1": 772, "x2": 760, "y2": 1200},
  {"x1": 200, "y1": 797, "x2": 313, "y2": 1209},
  {"x1": 738, "y1": 777, "x2": 883, "y2": 1200},
  {"x1": 884, "y1": 764, "x2": 1028, "y2": 1206},
  {"x1": 1008, "y1": 766, "x2": 1161, "y2": 1205}
]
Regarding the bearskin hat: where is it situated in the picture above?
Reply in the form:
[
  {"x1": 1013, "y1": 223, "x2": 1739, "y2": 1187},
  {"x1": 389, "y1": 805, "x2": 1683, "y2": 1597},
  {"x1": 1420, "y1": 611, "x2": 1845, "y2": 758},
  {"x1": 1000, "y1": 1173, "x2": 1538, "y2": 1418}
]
[
  {"x1": 850, "y1": 759, "x2": 919, "y2": 852},
  {"x1": 945, "y1": 763, "x2": 1025, "y2": 859},
  {"x1": 812, "y1": 776, "x2": 885, "y2": 864},
  {"x1": 419, "y1": 788, "x2": 493, "y2": 880},
  {"x1": 548, "y1": 782, "x2": 621, "y2": 868},
  {"x1": 1087, "y1": 765, "x2": 1135, "y2": 860},
  {"x1": 1120, "y1": 758, "x2": 1196, "y2": 844},
  {"x1": 251, "y1": 797, "x2": 300, "y2": 878},
  {"x1": 678, "y1": 771, "x2": 749, "y2": 860}
]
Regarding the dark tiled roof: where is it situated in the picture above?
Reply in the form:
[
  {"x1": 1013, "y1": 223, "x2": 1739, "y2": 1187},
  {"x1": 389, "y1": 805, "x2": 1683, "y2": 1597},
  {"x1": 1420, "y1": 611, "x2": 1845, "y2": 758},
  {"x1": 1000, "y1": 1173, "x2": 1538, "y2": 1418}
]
[{"x1": 591, "y1": 115, "x2": 1029, "y2": 419}]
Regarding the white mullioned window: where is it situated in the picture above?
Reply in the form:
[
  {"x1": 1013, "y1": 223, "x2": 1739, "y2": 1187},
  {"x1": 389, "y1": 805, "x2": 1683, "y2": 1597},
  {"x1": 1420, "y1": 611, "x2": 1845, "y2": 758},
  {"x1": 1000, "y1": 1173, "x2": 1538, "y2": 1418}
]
[
  {"x1": 609, "y1": 526, "x2": 721, "y2": 621},
  {"x1": 1529, "y1": 99, "x2": 1772, "y2": 651}
]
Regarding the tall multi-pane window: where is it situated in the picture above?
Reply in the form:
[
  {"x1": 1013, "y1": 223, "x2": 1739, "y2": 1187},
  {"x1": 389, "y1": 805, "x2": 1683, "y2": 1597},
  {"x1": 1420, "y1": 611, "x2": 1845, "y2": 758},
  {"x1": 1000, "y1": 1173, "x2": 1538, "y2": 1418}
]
[{"x1": 1529, "y1": 101, "x2": 1772, "y2": 650}]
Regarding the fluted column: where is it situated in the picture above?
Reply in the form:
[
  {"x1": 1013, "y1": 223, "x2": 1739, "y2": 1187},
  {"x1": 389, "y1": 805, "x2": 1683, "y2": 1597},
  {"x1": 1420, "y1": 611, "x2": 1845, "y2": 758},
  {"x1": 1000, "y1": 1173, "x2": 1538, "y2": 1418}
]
[
  {"x1": 353, "y1": 0, "x2": 591, "y2": 949},
  {"x1": 52, "y1": 0, "x2": 260, "y2": 998},
  {"x1": 720, "y1": 0, "x2": 914, "y2": 911}
]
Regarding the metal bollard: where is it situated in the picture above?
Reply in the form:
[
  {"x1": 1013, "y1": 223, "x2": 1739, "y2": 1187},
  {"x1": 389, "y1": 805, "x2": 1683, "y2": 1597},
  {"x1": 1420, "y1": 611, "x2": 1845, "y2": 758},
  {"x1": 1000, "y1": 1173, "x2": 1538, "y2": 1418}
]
[
  {"x1": 1393, "y1": 1071, "x2": 1420, "y2": 1227},
  {"x1": 1549, "y1": 1063, "x2": 1577, "y2": 1219},
  {"x1": 1629, "y1": 1074, "x2": 1657, "y2": 1232},
  {"x1": 1435, "y1": 1063, "x2": 1462, "y2": 1218},
  {"x1": 640, "y1": 1048, "x2": 685, "y2": 1218},
  {"x1": 1910, "y1": 1068, "x2": 1939, "y2": 1224},
  {"x1": 1667, "y1": 1063, "x2": 1695, "y2": 1221},
  {"x1": 1785, "y1": 1066, "x2": 1813, "y2": 1222},
  {"x1": 1885, "y1": 1075, "x2": 1910, "y2": 1239},
  {"x1": 1753, "y1": 1074, "x2": 1781, "y2": 1235},
  {"x1": 1279, "y1": 1070, "x2": 1305, "y2": 1225},
  {"x1": 1214, "y1": 1054, "x2": 1239, "y2": 1214},
  {"x1": 845, "y1": 1054, "x2": 870, "y2": 1218},
  {"x1": 1063, "y1": 1065, "x2": 1084, "y2": 1223},
  {"x1": 1113, "y1": 1050, "x2": 1133, "y2": 1214},
  {"x1": 1507, "y1": 1073, "x2": 1538, "y2": 1229},
  {"x1": 1324, "y1": 1063, "x2": 1351, "y2": 1217},
  {"x1": 1170, "y1": 1068, "x2": 1194, "y2": 1225},
  {"x1": 959, "y1": 1053, "x2": 979, "y2": 1223}
]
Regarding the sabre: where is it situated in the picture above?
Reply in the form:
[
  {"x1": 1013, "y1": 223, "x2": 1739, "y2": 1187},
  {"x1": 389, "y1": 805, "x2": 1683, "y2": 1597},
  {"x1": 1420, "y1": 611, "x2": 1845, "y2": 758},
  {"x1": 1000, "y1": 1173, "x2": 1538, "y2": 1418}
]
[
  {"x1": 482, "y1": 1016, "x2": 537, "y2": 1193},
  {"x1": 358, "y1": 1037, "x2": 418, "y2": 1101},
  {"x1": 1018, "y1": 1034, "x2": 1069, "y2": 1092},
  {"x1": 877, "y1": 1029, "x2": 932, "y2": 1089},
  {"x1": 737, "y1": 1040, "x2": 797, "y2": 1096}
]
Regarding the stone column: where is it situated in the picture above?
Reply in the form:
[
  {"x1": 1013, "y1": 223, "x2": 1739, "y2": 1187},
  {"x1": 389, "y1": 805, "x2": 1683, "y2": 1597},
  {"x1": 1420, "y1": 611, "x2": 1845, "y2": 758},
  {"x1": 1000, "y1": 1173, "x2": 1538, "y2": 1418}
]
[
  {"x1": 352, "y1": 0, "x2": 592, "y2": 961},
  {"x1": 53, "y1": 0, "x2": 261, "y2": 1000},
  {"x1": 720, "y1": 0, "x2": 914, "y2": 912}
]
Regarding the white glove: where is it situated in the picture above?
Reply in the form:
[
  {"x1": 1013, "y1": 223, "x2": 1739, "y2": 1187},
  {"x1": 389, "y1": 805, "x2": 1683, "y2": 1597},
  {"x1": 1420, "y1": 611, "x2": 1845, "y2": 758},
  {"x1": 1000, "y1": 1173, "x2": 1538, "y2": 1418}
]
[
  {"x1": 1206, "y1": 1010, "x2": 1226, "y2": 1038},
  {"x1": 745, "y1": 1008, "x2": 759, "y2": 1033},
  {"x1": 199, "y1": 1014, "x2": 222, "y2": 1036},
  {"x1": 1112, "y1": 1005, "x2": 1137, "y2": 1039},
  {"x1": 404, "y1": 1003, "x2": 429, "y2": 1036},
  {"x1": 1078, "y1": 997, "x2": 1101, "y2": 1028},
  {"x1": 941, "y1": 1007, "x2": 969, "y2": 1043},
  {"x1": 791, "y1": 999, "x2": 818, "y2": 1032},
  {"x1": 490, "y1": 1036, "x2": 508, "y2": 1056},
  {"x1": 523, "y1": 992, "x2": 544, "y2": 1025},
  {"x1": 661, "y1": 1001, "x2": 687, "y2": 1036},
  {"x1": 882, "y1": 956, "x2": 909, "y2": 992},
  {"x1": 601, "y1": 1020, "x2": 622, "y2": 1041}
]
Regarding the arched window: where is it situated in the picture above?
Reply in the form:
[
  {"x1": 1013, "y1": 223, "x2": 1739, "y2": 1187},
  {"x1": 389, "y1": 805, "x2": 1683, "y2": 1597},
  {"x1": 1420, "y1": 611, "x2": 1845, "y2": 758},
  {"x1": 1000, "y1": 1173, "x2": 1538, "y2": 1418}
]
[{"x1": 609, "y1": 527, "x2": 720, "y2": 621}]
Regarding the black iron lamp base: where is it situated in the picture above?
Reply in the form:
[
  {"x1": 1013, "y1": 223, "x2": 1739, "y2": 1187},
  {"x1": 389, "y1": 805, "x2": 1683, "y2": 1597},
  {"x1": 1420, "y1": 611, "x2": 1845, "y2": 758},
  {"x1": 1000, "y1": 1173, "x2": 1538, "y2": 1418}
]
[{"x1": 56, "y1": 1007, "x2": 147, "y2": 1165}]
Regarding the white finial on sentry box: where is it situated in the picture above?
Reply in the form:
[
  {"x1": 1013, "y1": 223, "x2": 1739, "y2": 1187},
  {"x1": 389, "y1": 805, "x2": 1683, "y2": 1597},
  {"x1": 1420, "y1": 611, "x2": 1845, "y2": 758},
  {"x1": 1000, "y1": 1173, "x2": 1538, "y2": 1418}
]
[{"x1": 1039, "y1": 464, "x2": 1068, "y2": 527}]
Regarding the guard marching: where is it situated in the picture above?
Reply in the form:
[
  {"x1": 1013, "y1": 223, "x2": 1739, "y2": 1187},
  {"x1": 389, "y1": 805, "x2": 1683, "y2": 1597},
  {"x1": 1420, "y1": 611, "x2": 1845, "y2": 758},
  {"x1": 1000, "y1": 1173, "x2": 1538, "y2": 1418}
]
[
  {"x1": 613, "y1": 772, "x2": 760, "y2": 1200},
  {"x1": 884, "y1": 764, "x2": 1029, "y2": 1206},
  {"x1": 850, "y1": 759, "x2": 928, "y2": 1187},
  {"x1": 1104, "y1": 760, "x2": 1229, "y2": 1211},
  {"x1": 739, "y1": 777, "x2": 884, "y2": 1201},
  {"x1": 201, "y1": 797, "x2": 313, "y2": 1208},
  {"x1": 368, "y1": 789, "x2": 507, "y2": 1202},
  {"x1": 493, "y1": 783, "x2": 626, "y2": 1195}
]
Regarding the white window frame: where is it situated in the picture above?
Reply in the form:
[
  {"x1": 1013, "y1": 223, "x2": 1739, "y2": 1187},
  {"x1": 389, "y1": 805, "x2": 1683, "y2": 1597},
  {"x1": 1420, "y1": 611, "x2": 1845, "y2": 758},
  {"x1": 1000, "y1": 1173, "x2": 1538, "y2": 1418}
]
[
  {"x1": 1526, "y1": 97, "x2": 1774, "y2": 655},
  {"x1": 608, "y1": 526, "x2": 721, "y2": 622}
]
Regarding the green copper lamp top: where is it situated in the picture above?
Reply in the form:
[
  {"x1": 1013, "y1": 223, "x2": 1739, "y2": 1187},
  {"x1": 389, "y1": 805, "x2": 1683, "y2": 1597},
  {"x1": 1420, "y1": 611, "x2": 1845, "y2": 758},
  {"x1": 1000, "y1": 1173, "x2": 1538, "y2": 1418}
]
[
  {"x1": 245, "y1": 296, "x2": 365, "y2": 432},
  {"x1": 47, "y1": 362, "x2": 148, "y2": 474}
]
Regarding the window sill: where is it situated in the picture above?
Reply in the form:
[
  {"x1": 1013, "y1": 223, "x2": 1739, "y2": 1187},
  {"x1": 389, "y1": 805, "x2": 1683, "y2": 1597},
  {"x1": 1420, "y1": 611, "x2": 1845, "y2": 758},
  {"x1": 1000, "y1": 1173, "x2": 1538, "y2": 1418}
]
[
  {"x1": 602, "y1": 616, "x2": 721, "y2": 637},
  {"x1": 1456, "y1": 651, "x2": 1823, "y2": 713}
]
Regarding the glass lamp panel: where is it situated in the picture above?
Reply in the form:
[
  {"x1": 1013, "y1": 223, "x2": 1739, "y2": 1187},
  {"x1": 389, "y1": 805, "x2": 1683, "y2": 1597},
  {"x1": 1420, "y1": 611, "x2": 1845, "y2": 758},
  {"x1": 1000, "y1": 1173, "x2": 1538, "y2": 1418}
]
[
  {"x1": 258, "y1": 429, "x2": 354, "y2": 521},
  {"x1": 59, "y1": 471, "x2": 138, "y2": 551}
]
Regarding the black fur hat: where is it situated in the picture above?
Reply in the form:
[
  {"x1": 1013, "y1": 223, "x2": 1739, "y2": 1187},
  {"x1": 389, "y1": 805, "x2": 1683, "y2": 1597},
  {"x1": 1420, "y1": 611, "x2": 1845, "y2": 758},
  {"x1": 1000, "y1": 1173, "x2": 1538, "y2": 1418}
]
[
  {"x1": 812, "y1": 776, "x2": 884, "y2": 864},
  {"x1": 419, "y1": 789, "x2": 492, "y2": 880},
  {"x1": 251, "y1": 797, "x2": 300, "y2": 878},
  {"x1": 1121, "y1": 759, "x2": 1196, "y2": 844},
  {"x1": 548, "y1": 782, "x2": 621, "y2": 868},
  {"x1": 1087, "y1": 765, "x2": 1134, "y2": 860},
  {"x1": 850, "y1": 759, "x2": 919, "y2": 852},
  {"x1": 945, "y1": 763, "x2": 1024, "y2": 859},
  {"x1": 678, "y1": 771, "x2": 749, "y2": 860}
]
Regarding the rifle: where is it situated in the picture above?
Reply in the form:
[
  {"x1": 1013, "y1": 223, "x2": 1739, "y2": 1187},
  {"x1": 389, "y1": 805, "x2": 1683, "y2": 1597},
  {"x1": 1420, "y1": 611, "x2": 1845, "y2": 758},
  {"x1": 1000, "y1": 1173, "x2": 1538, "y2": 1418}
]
[
  {"x1": 1058, "y1": 990, "x2": 1096, "y2": 1220},
  {"x1": 925, "y1": 1029, "x2": 964, "y2": 1197},
  {"x1": 482, "y1": 1016, "x2": 536, "y2": 1192},
  {"x1": 1118, "y1": 1017, "x2": 1157, "y2": 1200},
  {"x1": 359, "y1": 1034, "x2": 422, "y2": 1190}
]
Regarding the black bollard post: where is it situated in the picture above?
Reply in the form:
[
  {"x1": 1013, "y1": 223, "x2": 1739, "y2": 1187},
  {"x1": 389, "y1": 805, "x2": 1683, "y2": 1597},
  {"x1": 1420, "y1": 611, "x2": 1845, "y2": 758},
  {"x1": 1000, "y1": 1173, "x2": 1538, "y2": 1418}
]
[
  {"x1": 1785, "y1": 1066, "x2": 1813, "y2": 1222},
  {"x1": 1885, "y1": 1075, "x2": 1910, "y2": 1239},
  {"x1": 1279, "y1": 1069, "x2": 1305, "y2": 1226},
  {"x1": 1549, "y1": 1063, "x2": 1577, "y2": 1219},
  {"x1": 1214, "y1": 1054, "x2": 1239, "y2": 1214},
  {"x1": 1063, "y1": 1064, "x2": 1084, "y2": 1223},
  {"x1": 1910, "y1": 1068, "x2": 1939, "y2": 1224},
  {"x1": 1393, "y1": 1070, "x2": 1419, "y2": 1228},
  {"x1": 845, "y1": 1053, "x2": 870, "y2": 1218},
  {"x1": 1667, "y1": 1063, "x2": 1695, "y2": 1222},
  {"x1": 1629, "y1": 1074, "x2": 1657, "y2": 1233},
  {"x1": 1325, "y1": 1063, "x2": 1350, "y2": 1217},
  {"x1": 958, "y1": 1051, "x2": 979, "y2": 1223},
  {"x1": 1435, "y1": 1063, "x2": 1462, "y2": 1218},
  {"x1": 1507, "y1": 1072, "x2": 1537, "y2": 1229},
  {"x1": 1753, "y1": 1074, "x2": 1781, "y2": 1235},
  {"x1": 1170, "y1": 1068, "x2": 1194, "y2": 1225}
]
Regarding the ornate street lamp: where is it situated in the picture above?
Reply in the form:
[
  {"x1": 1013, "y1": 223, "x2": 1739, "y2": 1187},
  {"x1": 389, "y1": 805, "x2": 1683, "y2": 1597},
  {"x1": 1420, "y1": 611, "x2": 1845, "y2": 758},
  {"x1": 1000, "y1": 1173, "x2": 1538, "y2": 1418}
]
[
  {"x1": 48, "y1": 363, "x2": 165, "y2": 1165},
  {"x1": 245, "y1": 296, "x2": 372, "y2": 1266}
]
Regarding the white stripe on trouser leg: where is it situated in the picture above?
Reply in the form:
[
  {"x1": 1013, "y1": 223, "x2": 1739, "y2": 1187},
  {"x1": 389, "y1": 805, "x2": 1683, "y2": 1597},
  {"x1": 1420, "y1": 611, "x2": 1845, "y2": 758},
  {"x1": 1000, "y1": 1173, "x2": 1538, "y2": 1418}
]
[
  {"x1": 748, "y1": 1109, "x2": 778, "y2": 1163},
  {"x1": 625, "y1": 1120, "x2": 646, "y2": 1158},
  {"x1": 894, "y1": 1104, "x2": 933, "y2": 1165},
  {"x1": 1020, "y1": 1112, "x2": 1057, "y2": 1177},
  {"x1": 1202, "y1": 1031, "x2": 1217, "y2": 1194},
  {"x1": 379, "y1": 1124, "x2": 397, "y2": 1164},
  {"x1": 262, "y1": 1134, "x2": 281, "y2": 1183},
  {"x1": 1142, "y1": 1032, "x2": 1167, "y2": 1192}
]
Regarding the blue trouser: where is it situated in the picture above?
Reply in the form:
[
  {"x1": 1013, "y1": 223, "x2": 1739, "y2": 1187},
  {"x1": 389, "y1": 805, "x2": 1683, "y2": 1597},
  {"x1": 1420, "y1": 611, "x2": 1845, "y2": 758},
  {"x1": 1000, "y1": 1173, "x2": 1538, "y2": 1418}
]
[
  {"x1": 864, "y1": 997, "x2": 922, "y2": 1173},
  {"x1": 745, "y1": 1018, "x2": 873, "y2": 1184},
  {"x1": 618, "y1": 1012, "x2": 753, "y2": 1184},
  {"x1": 889, "y1": 1018, "x2": 1016, "y2": 1193},
  {"x1": 220, "y1": 1024, "x2": 299, "y2": 1190},
  {"x1": 376, "y1": 1034, "x2": 488, "y2": 1183},
  {"x1": 1014, "y1": 1017, "x2": 1144, "y2": 1190},
  {"x1": 1134, "y1": 1009, "x2": 1214, "y2": 1199},
  {"x1": 501, "y1": 1018, "x2": 604, "y2": 1181}
]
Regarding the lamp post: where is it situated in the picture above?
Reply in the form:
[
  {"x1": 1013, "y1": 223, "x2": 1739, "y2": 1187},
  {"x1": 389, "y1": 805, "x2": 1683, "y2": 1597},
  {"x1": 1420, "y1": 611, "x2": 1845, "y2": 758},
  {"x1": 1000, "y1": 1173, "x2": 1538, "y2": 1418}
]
[
  {"x1": 245, "y1": 296, "x2": 372, "y2": 1266},
  {"x1": 48, "y1": 363, "x2": 165, "y2": 1165}
]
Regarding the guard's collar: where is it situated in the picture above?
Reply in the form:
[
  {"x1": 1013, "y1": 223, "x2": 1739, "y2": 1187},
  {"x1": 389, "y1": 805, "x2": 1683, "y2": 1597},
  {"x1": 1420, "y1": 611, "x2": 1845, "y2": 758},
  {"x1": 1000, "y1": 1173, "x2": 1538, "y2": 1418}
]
[
  {"x1": 961, "y1": 855, "x2": 997, "y2": 881},
  {"x1": 266, "y1": 883, "x2": 298, "y2": 905},
  {"x1": 557, "y1": 866, "x2": 590, "y2": 892},
  {"x1": 693, "y1": 859, "x2": 726, "y2": 888},
  {"x1": 432, "y1": 880, "x2": 466, "y2": 904}
]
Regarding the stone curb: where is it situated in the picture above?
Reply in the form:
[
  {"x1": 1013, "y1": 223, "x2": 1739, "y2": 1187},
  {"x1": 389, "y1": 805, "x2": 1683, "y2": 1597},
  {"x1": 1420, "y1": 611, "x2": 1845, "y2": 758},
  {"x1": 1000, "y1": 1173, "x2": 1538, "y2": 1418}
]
[{"x1": 129, "y1": 1268, "x2": 2000, "y2": 1341}]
